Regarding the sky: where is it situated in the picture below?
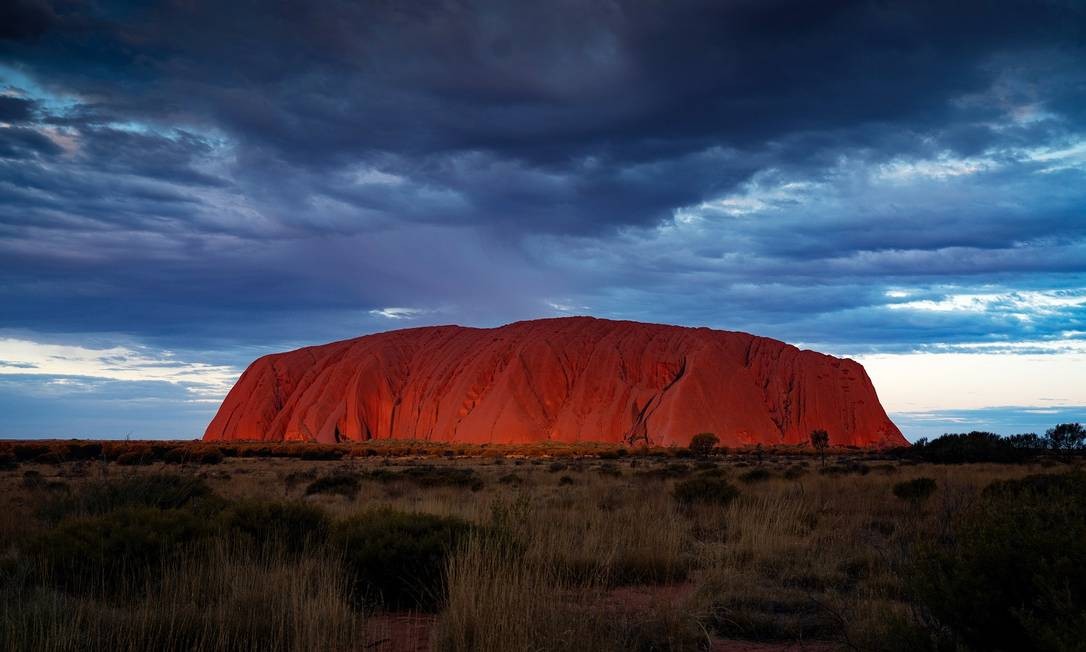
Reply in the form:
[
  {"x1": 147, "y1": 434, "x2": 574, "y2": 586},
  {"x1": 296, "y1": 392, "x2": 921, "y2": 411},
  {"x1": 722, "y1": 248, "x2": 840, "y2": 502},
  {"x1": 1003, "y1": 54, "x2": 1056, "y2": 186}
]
[{"x1": 1, "y1": 0, "x2": 1084, "y2": 441}]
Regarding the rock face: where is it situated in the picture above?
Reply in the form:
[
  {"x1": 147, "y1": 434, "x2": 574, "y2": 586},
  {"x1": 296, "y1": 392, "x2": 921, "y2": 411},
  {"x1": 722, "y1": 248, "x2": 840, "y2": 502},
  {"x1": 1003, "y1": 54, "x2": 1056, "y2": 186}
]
[{"x1": 204, "y1": 317, "x2": 905, "y2": 447}]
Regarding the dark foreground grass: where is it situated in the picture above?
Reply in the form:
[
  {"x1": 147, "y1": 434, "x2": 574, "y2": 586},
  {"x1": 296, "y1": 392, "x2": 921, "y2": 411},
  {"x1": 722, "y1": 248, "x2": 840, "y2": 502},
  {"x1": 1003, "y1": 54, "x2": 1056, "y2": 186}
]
[{"x1": 1, "y1": 447, "x2": 1084, "y2": 651}]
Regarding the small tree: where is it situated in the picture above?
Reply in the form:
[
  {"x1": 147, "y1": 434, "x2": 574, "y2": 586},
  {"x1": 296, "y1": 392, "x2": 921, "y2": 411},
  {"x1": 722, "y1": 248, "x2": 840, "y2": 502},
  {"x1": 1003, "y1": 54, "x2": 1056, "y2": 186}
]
[
  {"x1": 689, "y1": 432, "x2": 720, "y2": 456},
  {"x1": 810, "y1": 429, "x2": 830, "y2": 466},
  {"x1": 1044, "y1": 423, "x2": 1085, "y2": 454}
]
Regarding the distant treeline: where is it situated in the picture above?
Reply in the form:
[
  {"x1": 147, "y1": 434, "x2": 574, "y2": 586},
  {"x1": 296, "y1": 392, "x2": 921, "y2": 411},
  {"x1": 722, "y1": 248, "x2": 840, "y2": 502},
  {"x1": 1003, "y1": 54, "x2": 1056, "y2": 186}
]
[{"x1": 902, "y1": 423, "x2": 1085, "y2": 464}]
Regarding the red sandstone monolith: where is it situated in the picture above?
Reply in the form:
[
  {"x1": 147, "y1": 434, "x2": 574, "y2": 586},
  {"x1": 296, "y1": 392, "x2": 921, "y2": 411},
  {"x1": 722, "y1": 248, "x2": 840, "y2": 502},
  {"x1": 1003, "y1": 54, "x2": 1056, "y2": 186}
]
[{"x1": 204, "y1": 317, "x2": 905, "y2": 447}]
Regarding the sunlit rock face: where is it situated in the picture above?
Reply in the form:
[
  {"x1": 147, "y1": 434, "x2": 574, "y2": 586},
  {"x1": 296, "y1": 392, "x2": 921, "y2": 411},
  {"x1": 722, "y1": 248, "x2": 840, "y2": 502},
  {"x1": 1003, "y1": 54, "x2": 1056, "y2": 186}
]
[{"x1": 204, "y1": 317, "x2": 905, "y2": 447}]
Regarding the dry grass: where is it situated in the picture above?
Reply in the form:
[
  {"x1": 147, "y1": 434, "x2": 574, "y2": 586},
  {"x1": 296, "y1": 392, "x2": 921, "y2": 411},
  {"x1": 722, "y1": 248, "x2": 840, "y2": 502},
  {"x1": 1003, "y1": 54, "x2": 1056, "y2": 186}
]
[
  {"x1": 1, "y1": 542, "x2": 360, "y2": 652},
  {"x1": 0, "y1": 444, "x2": 1080, "y2": 651}
]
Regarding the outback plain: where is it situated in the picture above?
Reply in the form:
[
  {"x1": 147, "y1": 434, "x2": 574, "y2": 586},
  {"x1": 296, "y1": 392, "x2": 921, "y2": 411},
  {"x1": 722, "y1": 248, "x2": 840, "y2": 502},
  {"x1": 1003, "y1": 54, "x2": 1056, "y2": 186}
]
[{"x1": 2, "y1": 435, "x2": 1083, "y2": 652}]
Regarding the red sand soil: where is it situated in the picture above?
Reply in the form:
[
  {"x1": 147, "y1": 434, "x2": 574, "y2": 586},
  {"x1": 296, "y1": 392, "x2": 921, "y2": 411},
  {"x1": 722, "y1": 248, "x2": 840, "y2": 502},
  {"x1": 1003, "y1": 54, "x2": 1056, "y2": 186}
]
[{"x1": 205, "y1": 317, "x2": 904, "y2": 447}]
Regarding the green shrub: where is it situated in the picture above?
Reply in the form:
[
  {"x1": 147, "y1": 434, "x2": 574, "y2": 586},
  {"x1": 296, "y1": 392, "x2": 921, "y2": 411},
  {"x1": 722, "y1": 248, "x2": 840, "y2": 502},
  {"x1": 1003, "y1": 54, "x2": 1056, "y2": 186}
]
[
  {"x1": 32, "y1": 507, "x2": 210, "y2": 594},
  {"x1": 220, "y1": 500, "x2": 329, "y2": 553},
  {"x1": 892, "y1": 477, "x2": 936, "y2": 504},
  {"x1": 547, "y1": 461, "x2": 568, "y2": 473},
  {"x1": 304, "y1": 472, "x2": 361, "y2": 499},
  {"x1": 39, "y1": 474, "x2": 215, "y2": 523},
  {"x1": 558, "y1": 475, "x2": 575, "y2": 486},
  {"x1": 672, "y1": 476, "x2": 740, "y2": 507},
  {"x1": 333, "y1": 509, "x2": 474, "y2": 610},
  {"x1": 910, "y1": 472, "x2": 1086, "y2": 650},
  {"x1": 498, "y1": 473, "x2": 524, "y2": 486}
]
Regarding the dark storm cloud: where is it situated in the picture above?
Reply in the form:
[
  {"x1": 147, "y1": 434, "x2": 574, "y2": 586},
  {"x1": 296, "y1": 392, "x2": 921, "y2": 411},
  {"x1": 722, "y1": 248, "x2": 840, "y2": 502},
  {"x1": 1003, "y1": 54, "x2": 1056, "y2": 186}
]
[{"x1": 0, "y1": 0, "x2": 1084, "y2": 387}]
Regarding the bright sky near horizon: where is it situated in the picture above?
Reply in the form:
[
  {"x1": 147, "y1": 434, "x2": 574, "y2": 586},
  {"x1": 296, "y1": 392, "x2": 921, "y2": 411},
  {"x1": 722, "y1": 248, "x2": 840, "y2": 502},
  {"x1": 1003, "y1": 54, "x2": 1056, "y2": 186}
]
[{"x1": 2, "y1": 1, "x2": 1085, "y2": 440}]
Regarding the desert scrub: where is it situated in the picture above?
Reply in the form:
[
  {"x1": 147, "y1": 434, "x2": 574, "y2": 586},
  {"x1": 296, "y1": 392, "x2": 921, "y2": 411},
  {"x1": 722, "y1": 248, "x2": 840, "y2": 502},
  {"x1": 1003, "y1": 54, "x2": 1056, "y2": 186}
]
[
  {"x1": 220, "y1": 499, "x2": 329, "y2": 554},
  {"x1": 32, "y1": 507, "x2": 211, "y2": 595},
  {"x1": 38, "y1": 474, "x2": 216, "y2": 524},
  {"x1": 369, "y1": 465, "x2": 483, "y2": 490},
  {"x1": 672, "y1": 475, "x2": 740, "y2": 507},
  {"x1": 1, "y1": 543, "x2": 361, "y2": 652},
  {"x1": 892, "y1": 477, "x2": 936, "y2": 505},
  {"x1": 909, "y1": 471, "x2": 1086, "y2": 650},
  {"x1": 304, "y1": 472, "x2": 362, "y2": 499},
  {"x1": 436, "y1": 534, "x2": 705, "y2": 652},
  {"x1": 738, "y1": 467, "x2": 772, "y2": 483},
  {"x1": 333, "y1": 509, "x2": 474, "y2": 611}
]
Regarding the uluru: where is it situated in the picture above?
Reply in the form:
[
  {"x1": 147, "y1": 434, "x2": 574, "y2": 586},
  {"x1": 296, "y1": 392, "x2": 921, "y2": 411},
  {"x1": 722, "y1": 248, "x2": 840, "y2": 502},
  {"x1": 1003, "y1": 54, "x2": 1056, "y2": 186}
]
[{"x1": 205, "y1": 317, "x2": 905, "y2": 448}]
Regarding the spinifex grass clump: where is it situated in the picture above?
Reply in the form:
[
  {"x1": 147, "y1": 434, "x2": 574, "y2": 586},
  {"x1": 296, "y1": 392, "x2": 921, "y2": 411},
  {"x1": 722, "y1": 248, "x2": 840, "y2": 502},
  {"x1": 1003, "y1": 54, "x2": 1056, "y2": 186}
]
[{"x1": 333, "y1": 509, "x2": 474, "y2": 611}]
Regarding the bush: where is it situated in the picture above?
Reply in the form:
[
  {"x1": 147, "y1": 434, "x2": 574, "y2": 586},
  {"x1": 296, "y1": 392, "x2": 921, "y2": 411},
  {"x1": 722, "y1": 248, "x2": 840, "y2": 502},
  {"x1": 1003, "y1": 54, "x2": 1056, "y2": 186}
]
[
  {"x1": 39, "y1": 474, "x2": 215, "y2": 523},
  {"x1": 304, "y1": 472, "x2": 362, "y2": 499},
  {"x1": 558, "y1": 475, "x2": 575, "y2": 486},
  {"x1": 672, "y1": 476, "x2": 740, "y2": 507},
  {"x1": 597, "y1": 463, "x2": 622, "y2": 478},
  {"x1": 162, "y1": 447, "x2": 188, "y2": 464},
  {"x1": 392, "y1": 465, "x2": 481, "y2": 489},
  {"x1": 299, "y1": 446, "x2": 346, "y2": 461},
  {"x1": 547, "y1": 461, "x2": 568, "y2": 473},
  {"x1": 13, "y1": 443, "x2": 50, "y2": 462},
  {"x1": 115, "y1": 451, "x2": 151, "y2": 466},
  {"x1": 739, "y1": 468, "x2": 772, "y2": 483},
  {"x1": 197, "y1": 448, "x2": 224, "y2": 465},
  {"x1": 64, "y1": 442, "x2": 103, "y2": 460},
  {"x1": 783, "y1": 466, "x2": 807, "y2": 480},
  {"x1": 689, "y1": 432, "x2": 720, "y2": 456},
  {"x1": 820, "y1": 461, "x2": 870, "y2": 476},
  {"x1": 220, "y1": 500, "x2": 329, "y2": 553},
  {"x1": 333, "y1": 509, "x2": 474, "y2": 610},
  {"x1": 892, "y1": 477, "x2": 936, "y2": 504},
  {"x1": 0, "y1": 451, "x2": 16, "y2": 470},
  {"x1": 637, "y1": 463, "x2": 691, "y2": 480},
  {"x1": 33, "y1": 507, "x2": 210, "y2": 594},
  {"x1": 910, "y1": 472, "x2": 1086, "y2": 650}
]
